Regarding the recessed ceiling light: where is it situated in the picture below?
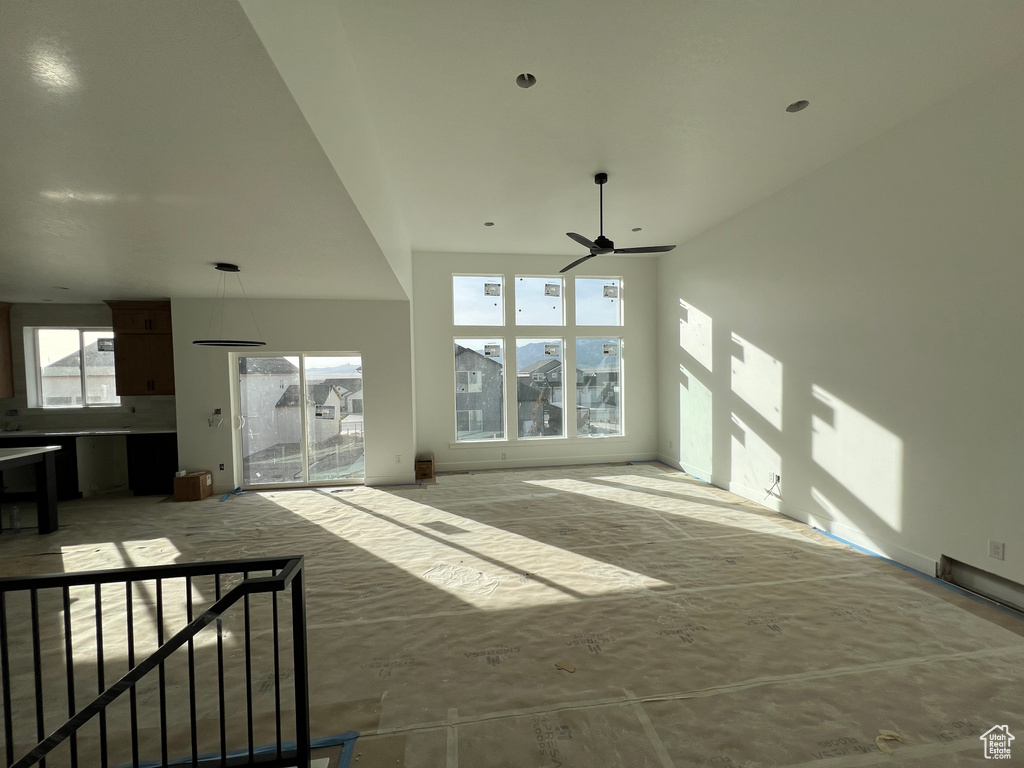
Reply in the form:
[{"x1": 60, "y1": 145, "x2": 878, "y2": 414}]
[
  {"x1": 484, "y1": 221, "x2": 495, "y2": 227},
  {"x1": 54, "y1": 286, "x2": 70, "y2": 290},
  {"x1": 631, "y1": 227, "x2": 642, "y2": 232},
  {"x1": 516, "y1": 73, "x2": 537, "y2": 89},
  {"x1": 786, "y1": 99, "x2": 810, "y2": 113}
]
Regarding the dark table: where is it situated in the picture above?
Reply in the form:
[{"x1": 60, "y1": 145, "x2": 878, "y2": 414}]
[{"x1": 0, "y1": 446, "x2": 61, "y2": 534}]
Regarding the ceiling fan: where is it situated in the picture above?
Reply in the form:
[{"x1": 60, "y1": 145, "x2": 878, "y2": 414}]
[{"x1": 561, "y1": 172, "x2": 676, "y2": 273}]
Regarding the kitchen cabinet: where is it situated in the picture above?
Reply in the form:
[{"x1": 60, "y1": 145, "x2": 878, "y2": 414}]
[
  {"x1": 104, "y1": 300, "x2": 175, "y2": 396},
  {"x1": 126, "y1": 432, "x2": 178, "y2": 495}
]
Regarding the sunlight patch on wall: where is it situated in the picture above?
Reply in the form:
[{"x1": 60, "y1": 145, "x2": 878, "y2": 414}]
[
  {"x1": 731, "y1": 333, "x2": 782, "y2": 430},
  {"x1": 274, "y1": 491, "x2": 670, "y2": 608},
  {"x1": 811, "y1": 386, "x2": 904, "y2": 532},
  {"x1": 730, "y1": 413, "x2": 781, "y2": 507},
  {"x1": 679, "y1": 299, "x2": 713, "y2": 372},
  {"x1": 679, "y1": 364, "x2": 713, "y2": 476}
]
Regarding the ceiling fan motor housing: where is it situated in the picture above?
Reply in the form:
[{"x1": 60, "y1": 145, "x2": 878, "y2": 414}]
[{"x1": 595, "y1": 172, "x2": 608, "y2": 184}]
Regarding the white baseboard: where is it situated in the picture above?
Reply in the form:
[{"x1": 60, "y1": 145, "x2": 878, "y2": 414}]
[{"x1": 436, "y1": 451, "x2": 658, "y2": 473}]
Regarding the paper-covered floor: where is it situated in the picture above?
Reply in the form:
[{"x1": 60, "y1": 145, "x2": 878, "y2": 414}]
[{"x1": 1, "y1": 462, "x2": 1022, "y2": 767}]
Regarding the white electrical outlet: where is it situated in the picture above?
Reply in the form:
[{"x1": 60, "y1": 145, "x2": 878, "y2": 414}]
[
  {"x1": 988, "y1": 539, "x2": 1005, "y2": 561},
  {"x1": 501, "y1": 452, "x2": 507, "y2": 460},
  {"x1": 395, "y1": 454, "x2": 402, "y2": 463}
]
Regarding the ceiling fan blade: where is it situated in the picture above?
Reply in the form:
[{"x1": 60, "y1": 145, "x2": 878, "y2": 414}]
[
  {"x1": 560, "y1": 253, "x2": 596, "y2": 273},
  {"x1": 566, "y1": 232, "x2": 598, "y2": 250},
  {"x1": 613, "y1": 245, "x2": 677, "y2": 254}
]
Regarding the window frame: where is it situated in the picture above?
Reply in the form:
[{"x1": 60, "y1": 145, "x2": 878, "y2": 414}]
[{"x1": 29, "y1": 326, "x2": 121, "y2": 409}]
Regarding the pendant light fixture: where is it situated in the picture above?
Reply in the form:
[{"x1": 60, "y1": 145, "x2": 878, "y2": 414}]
[{"x1": 192, "y1": 263, "x2": 266, "y2": 347}]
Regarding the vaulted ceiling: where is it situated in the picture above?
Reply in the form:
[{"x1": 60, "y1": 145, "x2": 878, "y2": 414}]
[{"x1": 2, "y1": 0, "x2": 1023, "y2": 303}]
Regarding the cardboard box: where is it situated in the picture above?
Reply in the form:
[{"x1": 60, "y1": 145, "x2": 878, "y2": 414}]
[
  {"x1": 173, "y1": 470, "x2": 213, "y2": 502},
  {"x1": 415, "y1": 453, "x2": 434, "y2": 481}
]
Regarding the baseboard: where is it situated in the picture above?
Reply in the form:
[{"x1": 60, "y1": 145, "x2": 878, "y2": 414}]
[
  {"x1": 436, "y1": 452, "x2": 658, "y2": 473},
  {"x1": 781, "y1": 502, "x2": 938, "y2": 576}
]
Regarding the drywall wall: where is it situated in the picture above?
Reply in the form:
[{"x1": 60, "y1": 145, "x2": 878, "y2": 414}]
[
  {"x1": 172, "y1": 298, "x2": 415, "y2": 491},
  {"x1": 0, "y1": 303, "x2": 176, "y2": 431},
  {"x1": 413, "y1": 252, "x2": 659, "y2": 471},
  {"x1": 657, "y1": 56, "x2": 1024, "y2": 584},
  {"x1": 240, "y1": 0, "x2": 413, "y2": 299}
]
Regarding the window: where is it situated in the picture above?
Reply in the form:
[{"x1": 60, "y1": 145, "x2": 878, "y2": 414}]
[
  {"x1": 456, "y1": 410, "x2": 484, "y2": 433},
  {"x1": 515, "y1": 277, "x2": 564, "y2": 325},
  {"x1": 453, "y1": 275, "x2": 504, "y2": 326},
  {"x1": 454, "y1": 339, "x2": 505, "y2": 441},
  {"x1": 455, "y1": 371, "x2": 483, "y2": 393},
  {"x1": 576, "y1": 278, "x2": 621, "y2": 325},
  {"x1": 516, "y1": 339, "x2": 564, "y2": 438},
  {"x1": 576, "y1": 338, "x2": 622, "y2": 436},
  {"x1": 32, "y1": 328, "x2": 119, "y2": 407}
]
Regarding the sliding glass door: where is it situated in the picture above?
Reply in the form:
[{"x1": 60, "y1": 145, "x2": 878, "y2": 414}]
[{"x1": 238, "y1": 354, "x2": 364, "y2": 487}]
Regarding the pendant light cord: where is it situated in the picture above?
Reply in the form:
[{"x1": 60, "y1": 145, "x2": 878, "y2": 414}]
[{"x1": 235, "y1": 272, "x2": 265, "y2": 344}]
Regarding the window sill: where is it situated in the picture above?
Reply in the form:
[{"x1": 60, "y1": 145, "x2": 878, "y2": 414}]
[
  {"x1": 447, "y1": 434, "x2": 628, "y2": 449},
  {"x1": 23, "y1": 405, "x2": 131, "y2": 413}
]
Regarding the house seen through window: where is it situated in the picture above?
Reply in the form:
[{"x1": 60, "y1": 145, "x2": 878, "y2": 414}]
[{"x1": 32, "y1": 328, "x2": 119, "y2": 407}]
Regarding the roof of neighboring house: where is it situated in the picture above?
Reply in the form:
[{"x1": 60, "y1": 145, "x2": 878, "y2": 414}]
[
  {"x1": 42, "y1": 340, "x2": 115, "y2": 376},
  {"x1": 320, "y1": 377, "x2": 362, "y2": 395},
  {"x1": 239, "y1": 357, "x2": 298, "y2": 375},
  {"x1": 455, "y1": 345, "x2": 503, "y2": 368},
  {"x1": 518, "y1": 358, "x2": 561, "y2": 376},
  {"x1": 275, "y1": 383, "x2": 338, "y2": 408}
]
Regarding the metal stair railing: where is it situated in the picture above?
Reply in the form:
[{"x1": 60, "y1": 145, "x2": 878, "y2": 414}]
[{"x1": 0, "y1": 556, "x2": 310, "y2": 768}]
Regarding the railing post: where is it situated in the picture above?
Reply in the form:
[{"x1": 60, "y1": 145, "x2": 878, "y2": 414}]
[{"x1": 291, "y1": 563, "x2": 311, "y2": 768}]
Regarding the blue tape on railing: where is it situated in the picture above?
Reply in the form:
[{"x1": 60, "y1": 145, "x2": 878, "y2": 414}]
[{"x1": 815, "y1": 528, "x2": 1024, "y2": 623}]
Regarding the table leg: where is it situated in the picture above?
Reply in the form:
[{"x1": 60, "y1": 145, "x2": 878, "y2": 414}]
[{"x1": 34, "y1": 453, "x2": 59, "y2": 534}]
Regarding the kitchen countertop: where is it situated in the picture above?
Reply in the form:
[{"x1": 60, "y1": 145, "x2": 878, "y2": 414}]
[{"x1": 0, "y1": 427, "x2": 176, "y2": 438}]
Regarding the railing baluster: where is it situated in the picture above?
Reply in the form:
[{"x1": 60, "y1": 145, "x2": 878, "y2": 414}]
[
  {"x1": 1, "y1": 592, "x2": 14, "y2": 767},
  {"x1": 30, "y1": 590, "x2": 46, "y2": 768},
  {"x1": 95, "y1": 584, "x2": 107, "y2": 768},
  {"x1": 186, "y1": 576, "x2": 197, "y2": 766},
  {"x1": 244, "y1": 571, "x2": 254, "y2": 763},
  {"x1": 62, "y1": 586, "x2": 78, "y2": 768},
  {"x1": 292, "y1": 567, "x2": 311, "y2": 768},
  {"x1": 215, "y1": 574, "x2": 226, "y2": 766},
  {"x1": 272, "y1": 572, "x2": 282, "y2": 760},
  {"x1": 126, "y1": 582, "x2": 139, "y2": 767},
  {"x1": 156, "y1": 579, "x2": 167, "y2": 768}
]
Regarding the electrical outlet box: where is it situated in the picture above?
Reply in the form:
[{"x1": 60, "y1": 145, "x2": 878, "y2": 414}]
[
  {"x1": 219, "y1": 463, "x2": 225, "y2": 471},
  {"x1": 988, "y1": 540, "x2": 1005, "y2": 561},
  {"x1": 4, "y1": 409, "x2": 17, "y2": 417},
  {"x1": 395, "y1": 454, "x2": 402, "y2": 463},
  {"x1": 502, "y1": 452, "x2": 507, "y2": 460}
]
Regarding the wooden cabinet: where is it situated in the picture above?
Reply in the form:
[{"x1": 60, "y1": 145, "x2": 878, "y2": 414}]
[
  {"x1": 0, "y1": 302, "x2": 12, "y2": 399},
  {"x1": 104, "y1": 300, "x2": 175, "y2": 396}
]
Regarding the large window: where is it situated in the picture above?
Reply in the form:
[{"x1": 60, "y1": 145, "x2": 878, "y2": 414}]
[
  {"x1": 454, "y1": 339, "x2": 505, "y2": 441},
  {"x1": 516, "y1": 339, "x2": 564, "y2": 438},
  {"x1": 576, "y1": 338, "x2": 622, "y2": 436},
  {"x1": 451, "y1": 275, "x2": 625, "y2": 442},
  {"x1": 32, "y1": 328, "x2": 119, "y2": 407}
]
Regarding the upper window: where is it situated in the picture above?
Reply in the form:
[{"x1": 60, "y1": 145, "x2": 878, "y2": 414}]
[
  {"x1": 32, "y1": 328, "x2": 119, "y2": 407},
  {"x1": 515, "y1": 277, "x2": 564, "y2": 326},
  {"x1": 575, "y1": 278, "x2": 622, "y2": 326},
  {"x1": 453, "y1": 275, "x2": 504, "y2": 326}
]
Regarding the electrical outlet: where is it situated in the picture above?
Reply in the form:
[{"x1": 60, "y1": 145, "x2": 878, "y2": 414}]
[
  {"x1": 395, "y1": 454, "x2": 402, "y2": 463},
  {"x1": 4, "y1": 409, "x2": 17, "y2": 417},
  {"x1": 775, "y1": 473, "x2": 781, "y2": 484},
  {"x1": 668, "y1": 439, "x2": 673, "y2": 450},
  {"x1": 501, "y1": 452, "x2": 507, "y2": 460},
  {"x1": 988, "y1": 539, "x2": 1005, "y2": 561},
  {"x1": 213, "y1": 408, "x2": 222, "y2": 415},
  {"x1": 219, "y1": 463, "x2": 225, "y2": 471}
]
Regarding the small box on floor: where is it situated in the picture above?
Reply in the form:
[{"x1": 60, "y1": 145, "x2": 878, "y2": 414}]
[
  {"x1": 415, "y1": 452, "x2": 434, "y2": 481},
  {"x1": 173, "y1": 470, "x2": 213, "y2": 501}
]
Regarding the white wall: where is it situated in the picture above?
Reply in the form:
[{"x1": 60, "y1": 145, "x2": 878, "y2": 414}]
[
  {"x1": 657, "y1": 57, "x2": 1024, "y2": 584},
  {"x1": 172, "y1": 298, "x2": 415, "y2": 491},
  {"x1": 413, "y1": 252, "x2": 659, "y2": 471}
]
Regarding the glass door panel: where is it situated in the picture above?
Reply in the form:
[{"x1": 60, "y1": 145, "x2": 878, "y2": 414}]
[
  {"x1": 303, "y1": 356, "x2": 365, "y2": 482},
  {"x1": 239, "y1": 356, "x2": 303, "y2": 485}
]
